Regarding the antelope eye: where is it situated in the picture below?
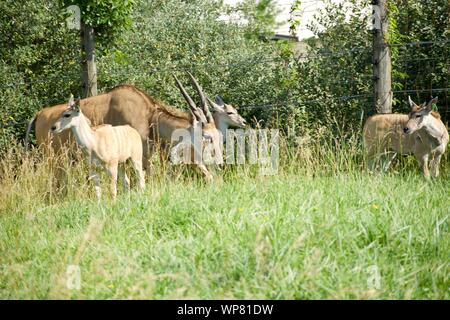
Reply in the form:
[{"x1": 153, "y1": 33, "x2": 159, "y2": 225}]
[
  {"x1": 415, "y1": 114, "x2": 421, "y2": 118},
  {"x1": 227, "y1": 112, "x2": 234, "y2": 115},
  {"x1": 63, "y1": 114, "x2": 71, "y2": 118}
]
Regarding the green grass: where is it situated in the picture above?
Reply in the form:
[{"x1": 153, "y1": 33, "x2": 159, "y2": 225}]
[{"x1": 0, "y1": 143, "x2": 449, "y2": 299}]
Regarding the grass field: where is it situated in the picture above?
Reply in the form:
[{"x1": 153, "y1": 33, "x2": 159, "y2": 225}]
[{"x1": 0, "y1": 140, "x2": 449, "y2": 299}]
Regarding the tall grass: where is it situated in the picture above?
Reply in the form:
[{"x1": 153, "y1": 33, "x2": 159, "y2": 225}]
[{"x1": 0, "y1": 131, "x2": 449, "y2": 299}]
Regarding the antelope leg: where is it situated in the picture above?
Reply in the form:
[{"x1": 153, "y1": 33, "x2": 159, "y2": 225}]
[
  {"x1": 381, "y1": 152, "x2": 397, "y2": 172},
  {"x1": 196, "y1": 164, "x2": 213, "y2": 182},
  {"x1": 131, "y1": 159, "x2": 145, "y2": 191},
  {"x1": 106, "y1": 163, "x2": 118, "y2": 199},
  {"x1": 418, "y1": 154, "x2": 430, "y2": 180},
  {"x1": 88, "y1": 168, "x2": 101, "y2": 201},
  {"x1": 430, "y1": 154, "x2": 442, "y2": 178},
  {"x1": 118, "y1": 166, "x2": 130, "y2": 191}
]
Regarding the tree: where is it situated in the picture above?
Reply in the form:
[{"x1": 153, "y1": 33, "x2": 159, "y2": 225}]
[
  {"x1": 289, "y1": 0, "x2": 373, "y2": 134},
  {"x1": 95, "y1": 0, "x2": 287, "y2": 122},
  {"x1": 0, "y1": 0, "x2": 79, "y2": 151},
  {"x1": 61, "y1": 0, "x2": 134, "y2": 96},
  {"x1": 390, "y1": 0, "x2": 449, "y2": 117},
  {"x1": 235, "y1": 0, "x2": 281, "y2": 39}
]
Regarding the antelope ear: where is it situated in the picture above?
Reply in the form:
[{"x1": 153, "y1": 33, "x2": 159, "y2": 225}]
[
  {"x1": 73, "y1": 97, "x2": 81, "y2": 111},
  {"x1": 425, "y1": 97, "x2": 438, "y2": 111},
  {"x1": 207, "y1": 96, "x2": 223, "y2": 112},
  {"x1": 215, "y1": 95, "x2": 225, "y2": 107}
]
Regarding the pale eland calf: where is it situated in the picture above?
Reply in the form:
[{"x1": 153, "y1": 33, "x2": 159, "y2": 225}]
[
  {"x1": 403, "y1": 97, "x2": 449, "y2": 178},
  {"x1": 51, "y1": 96, "x2": 145, "y2": 199},
  {"x1": 363, "y1": 97, "x2": 448, "y2": 178}
]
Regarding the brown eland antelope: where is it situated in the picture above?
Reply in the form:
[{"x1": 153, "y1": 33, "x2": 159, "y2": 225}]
[
  {"x1": 25, "y1": 80, "x2": 246, "y2": 166},
  {"x1": 170, "y1": 73, "x2": 224, "y2": 181},
  {"x1": 363, "y1": 97, "x2": 448, "y2": 178},
  {"x1": 51, "y1": 95, "x2": 146, "y2": 199}
]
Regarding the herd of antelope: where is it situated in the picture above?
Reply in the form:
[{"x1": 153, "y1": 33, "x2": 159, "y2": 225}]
[{"x1": 25, "y1": 72, "x2": 449, "y2": 199}]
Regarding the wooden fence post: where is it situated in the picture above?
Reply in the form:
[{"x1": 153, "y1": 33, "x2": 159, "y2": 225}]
[
  {"x1": 80, "y1": 22, "x2": 98, "y2": 97},
  {"x1": 372, "y1": 0, "x2": 392, "y2": 113}
]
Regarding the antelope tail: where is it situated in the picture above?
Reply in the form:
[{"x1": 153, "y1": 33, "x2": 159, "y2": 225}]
[{"x1": 25, "y1": 114, "x2": 38, "y2": 151}]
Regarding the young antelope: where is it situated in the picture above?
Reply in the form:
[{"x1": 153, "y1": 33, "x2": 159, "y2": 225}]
[{"x1": 51, "y1": 95, "x2": 145, "y2": 199}]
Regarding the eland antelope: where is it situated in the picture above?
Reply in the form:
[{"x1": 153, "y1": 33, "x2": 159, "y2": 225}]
[
  {"x1": 51, "y1": 95, "x2": 145, "y2": 199},
  {"x1": 363, "y1": 97, "x2": 448, "y2": 178},
  {"x1": 207, "y1": 96, "x2": 246, "y2": 142},
  {"x1": 170, "y1": 73, "x2": 224, "y2": 181},
  {"x1": 26, "y1": 80, "x2": 246, "y2": 169}
]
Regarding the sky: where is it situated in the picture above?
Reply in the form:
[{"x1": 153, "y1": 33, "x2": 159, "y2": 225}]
[{"x1": 223, "y1": 0, "x2": 329, "y2": 39}]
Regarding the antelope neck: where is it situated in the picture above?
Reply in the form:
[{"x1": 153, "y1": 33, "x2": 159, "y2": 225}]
[
  {"x1": 213, "y1": 112, "x2": 230, "y2": 142},
  {"x1": 71, "y1": 114, "x2": 96, "y2": 151}
]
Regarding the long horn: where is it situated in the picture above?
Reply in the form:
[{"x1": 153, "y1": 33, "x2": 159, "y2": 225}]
[
  {"x1": 173, "y1": 74, "x2": 205, "y2": 122},
  {"x1": 408, "y1": 96, "x2": 413, "y2": 106},
  {"x1": 187, "y1": 72, "x2": 214, "y2": 123}
]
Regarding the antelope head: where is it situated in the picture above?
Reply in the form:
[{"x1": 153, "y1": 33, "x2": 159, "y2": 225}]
[
  {"x1": 173, "y1": 73, "x2": 223, "y2": 165},
  {"x1": 207, "y1": 95, "x2": 247, "y2": 129},
  {"x1": 404, "y1": 96, "x2": 438, "y2": 135},
  {"x1": 51, "y1": 95, "x2": 83, "y2": 134}
]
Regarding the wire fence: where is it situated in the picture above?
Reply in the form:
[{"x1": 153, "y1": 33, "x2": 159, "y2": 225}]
[{"x1": 2, "y1": 39, "x2": 449, "y2": 121}]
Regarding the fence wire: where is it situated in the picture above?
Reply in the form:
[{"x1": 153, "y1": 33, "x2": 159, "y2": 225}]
[{"x1": 2, "y1": 39, "x2": 449, "y2": 117}]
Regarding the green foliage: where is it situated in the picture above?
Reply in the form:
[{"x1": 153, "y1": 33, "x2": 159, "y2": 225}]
[
  {"x1": 0, "y1": 0, "x2": 285, "y2": 153},
  {"x1": 284, "y1": 0, "x2": 450, "y2": 132},
  {"x1": 386, "y1": 0, "x2": 406, "y2": 90},
  {"x1": 390, "y1": 0, "x2": 450, "y2": 114},
  {"x1": 249, "y1": 0, "x2": 280, "y2": 37},
  {"x1": 287, "y1": 0, "x2": 373, "y2": 135},
  {"x1": 288, "y1": 0, "x2": 302, "y2": 36},
  {"x1": 0, "y1": 63, "x2": 33, "y2": 152},
  {"x1": 227, "y1": 0, "x2": 280, "y2": 39},
  {"x1": 60, "y1": 0, "x2": 134, "y2": 49},
  {"x1": 0, "y1": 0, "x2": 80, "y2": 147},
  {"x1": 95, "y1": 0, "x2": 286, "y2": 121},
  {"x1": 0, "y1": 0, "x2": 80, "y2": 86},
  {"x1": 0, "y1": 0, "x2": 449, "y2": 298}
]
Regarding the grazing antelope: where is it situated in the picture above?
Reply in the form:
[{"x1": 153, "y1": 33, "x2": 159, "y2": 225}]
[
  {"x1": 25, "y1": 81, "x2": 246, "y2": 170},
  {"x1": 51, "y1": 96, "x2": 145, "y2": 199},
  {"x1": 363, "y1": 97, "x2": 449, "y2": 178}
]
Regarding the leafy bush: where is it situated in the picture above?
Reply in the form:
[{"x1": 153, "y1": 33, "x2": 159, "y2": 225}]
[
  {"x1": 95, "y1": 0, "x2": 287, "y2": 120},
  {"x1": 0, "y1": 0, "x2": 448, "y2": 155}
]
